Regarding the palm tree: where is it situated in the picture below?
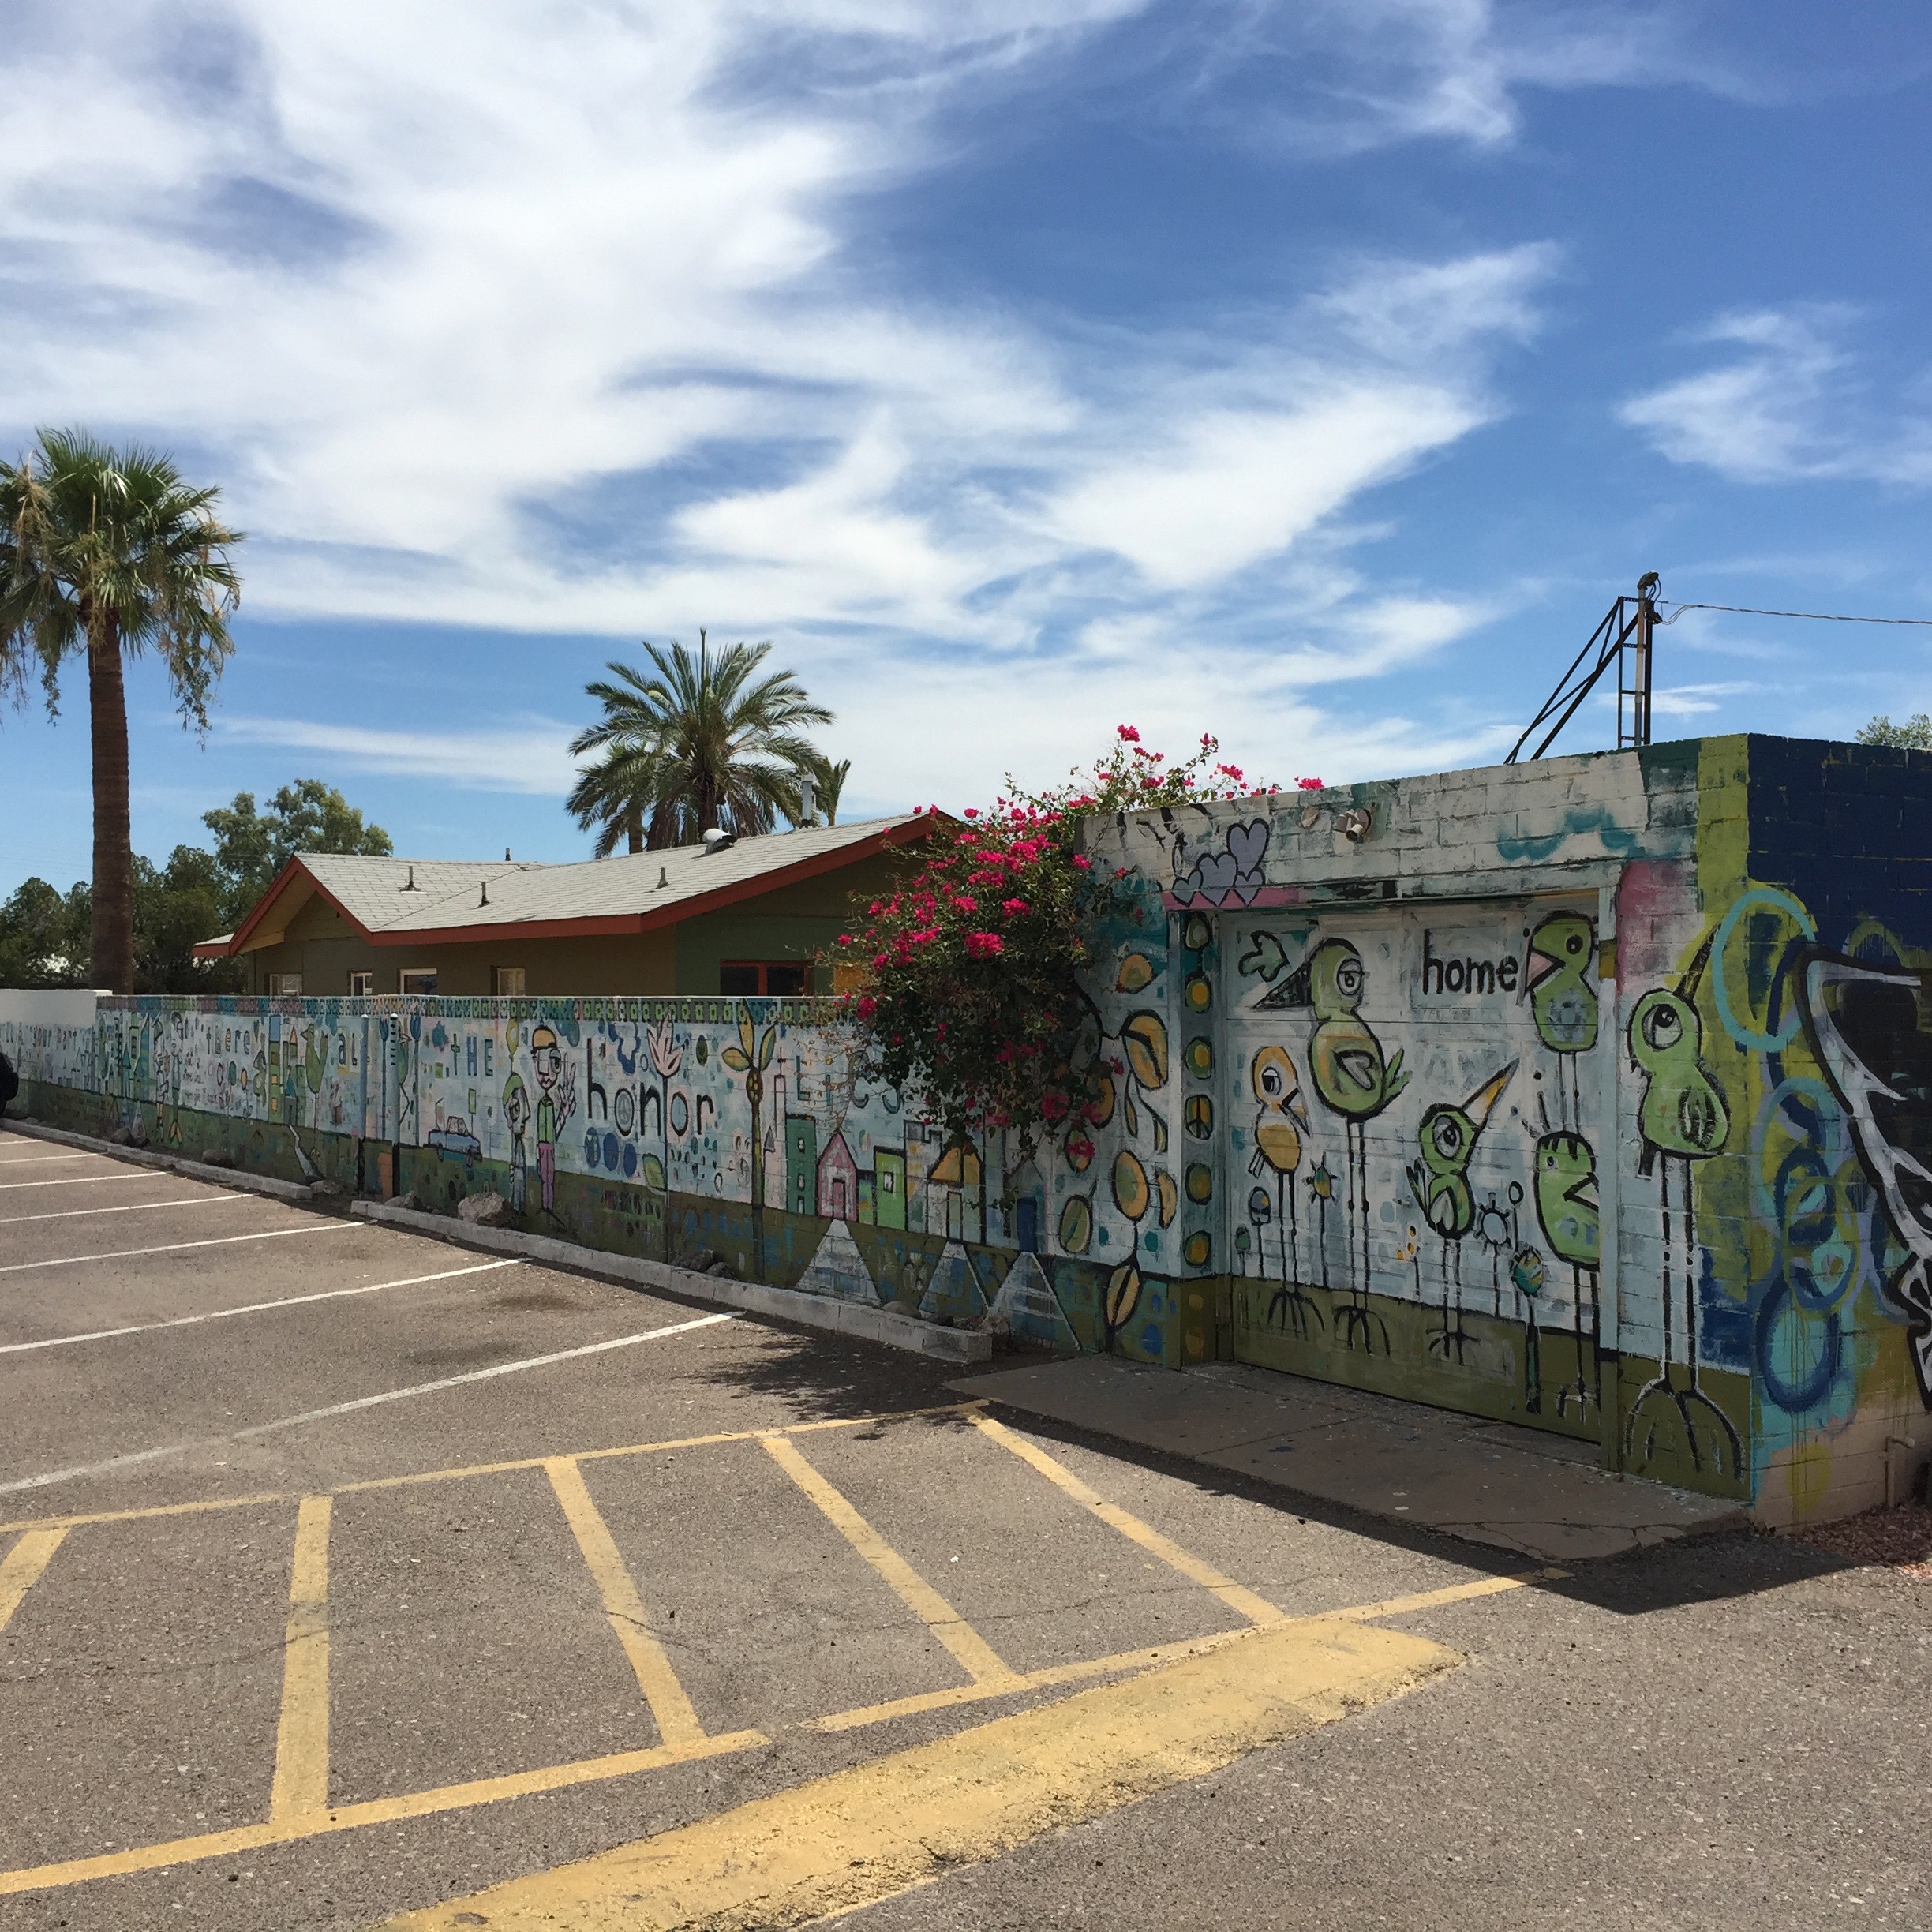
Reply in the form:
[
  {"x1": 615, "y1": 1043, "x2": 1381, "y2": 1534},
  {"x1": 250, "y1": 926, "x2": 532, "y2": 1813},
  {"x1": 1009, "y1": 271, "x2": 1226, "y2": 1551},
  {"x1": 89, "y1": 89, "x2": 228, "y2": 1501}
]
[
  {"x1": 0, "y1": 432, "x2": 244, "y2": 992},
  {"x1": 567, "y1": 632, "x2": 832, "y2": 856},
  {"x1": 805, "y1": 753, "x2": 852, "y2": 827}
]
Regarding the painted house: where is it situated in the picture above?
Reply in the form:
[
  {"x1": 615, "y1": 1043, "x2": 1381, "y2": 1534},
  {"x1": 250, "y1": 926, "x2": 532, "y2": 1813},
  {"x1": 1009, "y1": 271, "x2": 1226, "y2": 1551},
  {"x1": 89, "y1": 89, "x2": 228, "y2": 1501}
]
[{"x1": 193, "y1": 816, "x2": 938, "y2": 998}]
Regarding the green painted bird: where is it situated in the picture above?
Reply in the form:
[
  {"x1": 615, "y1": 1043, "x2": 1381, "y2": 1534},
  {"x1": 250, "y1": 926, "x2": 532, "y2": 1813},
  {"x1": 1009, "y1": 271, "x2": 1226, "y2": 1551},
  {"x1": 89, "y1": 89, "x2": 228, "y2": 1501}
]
[
  {"x1": 1407, "y1": 1062, "x2": 1516, "y2": 1240},
  {"x1": 1533, "y1": 1128, "x2": 1600, "y2": 1268},
  {"x1": 1286, "y1": 938, "x2": 1410, "y2": 1121},
  {"x1": 1525, "y1": 910, "x2": 1597, "y2": 1054},
  {"x1": 1629, "y1": 932, "x2": 1728, "y2": 1168}
]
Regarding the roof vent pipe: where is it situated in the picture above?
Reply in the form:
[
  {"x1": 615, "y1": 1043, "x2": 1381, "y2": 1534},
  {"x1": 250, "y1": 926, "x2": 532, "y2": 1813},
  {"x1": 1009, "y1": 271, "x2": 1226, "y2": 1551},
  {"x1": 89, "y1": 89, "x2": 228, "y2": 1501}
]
[
  {"x1": 799, "y1": 773, "x2": 817, "y2": 826},
  {"x1": 480, "y1": 881, "x2": 489, "y2": 908},
  {"x1": 702, "y1": 826, "x2": 732, "y2": 853},
  {"x1": 657, "y1": 867, "x2": 669, "y2": 888},
  {"x1": 401, "y1": 865, "x2": 418, "y2": 892}
]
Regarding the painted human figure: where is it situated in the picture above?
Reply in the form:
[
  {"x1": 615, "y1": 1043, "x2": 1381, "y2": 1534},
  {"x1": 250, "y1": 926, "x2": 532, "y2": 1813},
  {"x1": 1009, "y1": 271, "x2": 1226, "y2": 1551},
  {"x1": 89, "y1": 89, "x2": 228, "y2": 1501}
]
[
  {"x1": 531, "y1": 1024, "x2": 564, "y2": 1215},
  {"x1": 503, "y1": 1072, "x2": 531, "y2": 1214}
]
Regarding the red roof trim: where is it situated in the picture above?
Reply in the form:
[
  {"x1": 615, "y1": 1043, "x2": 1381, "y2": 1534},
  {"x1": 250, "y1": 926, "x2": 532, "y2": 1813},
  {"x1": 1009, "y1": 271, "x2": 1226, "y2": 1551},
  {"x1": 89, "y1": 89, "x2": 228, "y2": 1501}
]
[{"x1": 214, "y1": 856, "x2": 375, "y2": 959}]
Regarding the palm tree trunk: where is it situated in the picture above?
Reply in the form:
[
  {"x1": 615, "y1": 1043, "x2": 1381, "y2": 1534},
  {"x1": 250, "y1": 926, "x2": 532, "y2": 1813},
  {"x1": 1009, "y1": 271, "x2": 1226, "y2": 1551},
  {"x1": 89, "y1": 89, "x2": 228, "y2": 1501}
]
[
  {"x1": 626, "y1": 803, "x2": 643, "y2": 854},
  {"x1": 87, "y1": 616, "x2": 136, "y2": 994}
]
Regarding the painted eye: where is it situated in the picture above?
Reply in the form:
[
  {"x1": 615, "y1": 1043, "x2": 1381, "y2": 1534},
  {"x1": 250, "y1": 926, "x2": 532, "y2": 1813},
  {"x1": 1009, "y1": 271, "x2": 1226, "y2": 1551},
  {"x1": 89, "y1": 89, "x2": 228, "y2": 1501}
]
[
  {"x1": 1335, "y1": 960, "x2": 1363, "y2": 998},
  {"x1": 1259, "y1": 1064, "x2": 1284, "y2": 1097},
  {"x1": 1645, "y1": 1003, "x2": 1683, "y2": 1050},
  {"x1": 1432, "y1": 1117, "x2": 1462, "y2": 1158},
  {"x1": 1567, "y1": 934, "x2": 1584, "y2": 955}
]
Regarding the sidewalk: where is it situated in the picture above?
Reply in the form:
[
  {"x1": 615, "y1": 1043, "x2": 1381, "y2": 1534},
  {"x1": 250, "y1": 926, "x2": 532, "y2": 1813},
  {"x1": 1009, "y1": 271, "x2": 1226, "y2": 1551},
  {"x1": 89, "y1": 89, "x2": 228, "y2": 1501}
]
[{"x1": 951, "y1": 1355, "x2": 1747, "y2": 1563}]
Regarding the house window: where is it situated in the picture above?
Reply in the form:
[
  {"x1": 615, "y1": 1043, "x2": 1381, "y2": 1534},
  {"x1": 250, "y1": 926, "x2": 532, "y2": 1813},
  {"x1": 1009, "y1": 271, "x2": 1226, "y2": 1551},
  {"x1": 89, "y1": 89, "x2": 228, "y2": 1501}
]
[
  {"x1": 399, "y1": 968, "x2": 439, "y2": 996},
  {"x1": 268, "y1": 973, "x2": 304, "y2": 996},
  {"x1": 720, "y1": 960, "x2": 810, "y2": 996},
  {"x1": 495, "y1": 967, "x2": 526, "y2": 996},
  {"x1": 347, "y1": 971, "x2": 373, "y2": 996}
]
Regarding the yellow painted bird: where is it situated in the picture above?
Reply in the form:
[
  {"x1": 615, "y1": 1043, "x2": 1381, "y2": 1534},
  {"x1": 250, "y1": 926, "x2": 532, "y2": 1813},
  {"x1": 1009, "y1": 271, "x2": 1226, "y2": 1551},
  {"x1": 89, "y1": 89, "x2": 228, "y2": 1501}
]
[{"x1": 1249, "y1": 1043, "x2": 1309, "y2": 1181}]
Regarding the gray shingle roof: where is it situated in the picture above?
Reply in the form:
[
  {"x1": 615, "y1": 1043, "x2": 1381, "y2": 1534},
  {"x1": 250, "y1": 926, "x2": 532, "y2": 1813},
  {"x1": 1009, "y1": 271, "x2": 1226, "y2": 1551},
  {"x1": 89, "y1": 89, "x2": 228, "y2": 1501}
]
[{"x1": 250, "y1": 814, "x2": 925, "y2": 945}]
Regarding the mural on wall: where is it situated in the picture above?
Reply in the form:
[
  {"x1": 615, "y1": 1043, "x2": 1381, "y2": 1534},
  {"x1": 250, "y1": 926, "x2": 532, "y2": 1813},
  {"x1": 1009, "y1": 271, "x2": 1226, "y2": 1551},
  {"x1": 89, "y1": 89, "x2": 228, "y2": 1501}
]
[
  {"x1": 1219, "y1": 897, "x2": 1607, "y2": 1436},
  {"x1": 13, "y1": 738, "x2": 1931, "y2": 1522},
  {"x1": 1796, "y1": 947, "x2": 1932, "y2": 1405},
  {"x1": 1624, "y1": 930, "x2": 1740, "y2": 1478}
]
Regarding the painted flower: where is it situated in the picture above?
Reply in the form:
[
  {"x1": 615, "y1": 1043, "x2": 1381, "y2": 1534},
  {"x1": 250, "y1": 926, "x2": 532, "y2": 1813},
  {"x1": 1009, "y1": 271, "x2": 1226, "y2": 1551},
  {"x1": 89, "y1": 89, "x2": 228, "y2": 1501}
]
[{"x1": 645, "y1": 1021, "x2": 683, "y2": 1082}]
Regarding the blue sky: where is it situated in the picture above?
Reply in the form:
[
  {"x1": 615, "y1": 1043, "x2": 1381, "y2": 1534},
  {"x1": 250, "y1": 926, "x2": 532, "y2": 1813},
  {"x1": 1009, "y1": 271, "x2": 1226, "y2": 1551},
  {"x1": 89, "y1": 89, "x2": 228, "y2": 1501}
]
[{"x1": 6, "y1": 1, "x2": 1932, "y2": 893}]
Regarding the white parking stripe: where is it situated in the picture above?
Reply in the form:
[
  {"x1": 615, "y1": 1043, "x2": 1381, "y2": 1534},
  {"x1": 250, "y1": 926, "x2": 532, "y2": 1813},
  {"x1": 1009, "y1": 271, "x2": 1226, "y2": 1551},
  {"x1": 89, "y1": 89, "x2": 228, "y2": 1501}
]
[
  {"x1": 0, "y1": 1172, "x2": 153, "y2": 1191},
  {"x1": 0, "y1": 1258, "x2": 522, "y2": 1354},
  {"x1": 0, "y1": 1154, "x2": 107, "y2": 1166},
  {"x1": 0, "y1": 1312, "x2": 736, "y2": 1495},
  {"x1": 0, "y1": 1224, "x2": 344, "y2": 1275},
  {"x1": 0, "y1": 1195, "x2": 244, "y2": 1227}
]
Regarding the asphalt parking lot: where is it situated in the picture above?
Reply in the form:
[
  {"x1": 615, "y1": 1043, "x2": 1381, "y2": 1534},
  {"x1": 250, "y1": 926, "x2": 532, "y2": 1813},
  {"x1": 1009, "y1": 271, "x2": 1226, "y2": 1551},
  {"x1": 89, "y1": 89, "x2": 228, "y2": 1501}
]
[{"x1": 0, "y1": 1125, "x2": 1928, "y2": 1931}]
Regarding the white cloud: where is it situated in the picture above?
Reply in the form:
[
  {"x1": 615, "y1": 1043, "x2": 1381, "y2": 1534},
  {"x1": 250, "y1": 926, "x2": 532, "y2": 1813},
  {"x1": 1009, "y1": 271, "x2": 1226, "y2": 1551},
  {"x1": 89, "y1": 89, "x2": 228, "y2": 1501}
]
[
  {"x1": 1158, "y1": 0, "x2": 1726, "y2": 156},
  {"x1": 0, "y1": 2, "x2": 1607, "y2": 822},
  {"x1": 219, "y1": 716, "x2": 579, "y2": 795},
  {"x1": 1621, "y1": 308, "x2": 1932, "y2": 486}
]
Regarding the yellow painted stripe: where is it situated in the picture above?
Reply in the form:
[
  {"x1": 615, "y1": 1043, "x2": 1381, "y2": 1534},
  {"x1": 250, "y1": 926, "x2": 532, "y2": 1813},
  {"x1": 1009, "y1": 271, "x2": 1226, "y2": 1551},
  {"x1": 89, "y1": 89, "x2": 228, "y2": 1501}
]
[
  {"x1": 0, "y1": 1729, "x2": 766, "y2": 1898},
  {"x1": 0, "y1": 1402, "x2": 983, "y2": 1537},
  {"x1": 545, "y1": 1458, "x2": 707, "y2": 1748},
  {"x1": 1332, "y1": 1567, "x2": 1568, "y2": 1623},
  {"x1": 0, "y1": 1527, "x2": 67, "y2": 1632},
  {"x1": 380, "y1": 1614, "x2": 1458, "y2": 1931},
  {"x1": 269, "y1": 1496, "x2": 332, "y2": 1822},
  {"x1": 812, "y1": 1627, "x2": 1254, "y2": 1733},
  {"x1": 972, "y1": 1412, "x2": 1284, "y2": 1628},
  {"x1": 762, "y1": 1433, "x2": 1025, "y2": 1691}
]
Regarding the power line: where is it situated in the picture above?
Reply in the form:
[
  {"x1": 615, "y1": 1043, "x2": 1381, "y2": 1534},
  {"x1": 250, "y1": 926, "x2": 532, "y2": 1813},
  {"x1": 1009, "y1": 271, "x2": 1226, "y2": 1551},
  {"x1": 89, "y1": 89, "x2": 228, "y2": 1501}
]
[{"x1": 1660, "y1": 601, "x2": 1932, "y2": 627}]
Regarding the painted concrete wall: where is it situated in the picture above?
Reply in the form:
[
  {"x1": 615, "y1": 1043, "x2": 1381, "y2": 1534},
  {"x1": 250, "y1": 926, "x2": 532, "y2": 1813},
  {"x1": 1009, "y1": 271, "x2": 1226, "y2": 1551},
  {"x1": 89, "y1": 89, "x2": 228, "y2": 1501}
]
[
  {"x1": 1084, "y1": 734, "x2": 1932, "y2": 1522},
  {"x1": 10, "y1": 734, "x2": 1930, "y2": 1525}
]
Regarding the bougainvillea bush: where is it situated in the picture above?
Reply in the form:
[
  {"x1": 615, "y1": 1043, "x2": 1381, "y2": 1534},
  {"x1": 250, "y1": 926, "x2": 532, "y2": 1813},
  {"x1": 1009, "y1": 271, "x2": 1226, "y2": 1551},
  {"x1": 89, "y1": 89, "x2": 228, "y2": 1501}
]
[{"x1": 837, "y1": 729, "x2": 1302, "y2": 1167}]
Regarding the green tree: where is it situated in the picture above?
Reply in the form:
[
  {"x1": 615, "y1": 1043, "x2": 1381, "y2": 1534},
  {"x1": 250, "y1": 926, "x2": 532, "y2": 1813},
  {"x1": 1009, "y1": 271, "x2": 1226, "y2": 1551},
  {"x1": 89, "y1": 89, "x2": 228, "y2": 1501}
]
[
  {"x1": 1856, "y1": 713, "x2": 1932, "y2": 750},
  {"x1": 0, "y1": 431, "x2": 244, "y2": 992},
  {"x1": 0, "y1": 876, "x2": 91, "y2": 987},
  {"x1": 204, "y1": 779, "x2": 392, "y2": 919},
  {"x1": 567, "y1": 632, "x2": 832, "y2": 856},
  {"x1": 134, "y1": 844, "x2": 243, "y2": 992}
]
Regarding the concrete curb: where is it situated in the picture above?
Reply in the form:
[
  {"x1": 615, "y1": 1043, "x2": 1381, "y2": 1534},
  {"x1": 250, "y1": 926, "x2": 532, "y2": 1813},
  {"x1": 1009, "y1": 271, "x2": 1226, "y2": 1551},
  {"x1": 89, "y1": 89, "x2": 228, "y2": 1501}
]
[
  {"x1": 0, "y1": 1114, "x2": 990, "y2": 1366},
  {"x1": 350, "y1": 1200, "x2": 992, "y2": 1364},
  {"x1": 1, "y1": 1115, "x2": 323, "y2": 1206}
]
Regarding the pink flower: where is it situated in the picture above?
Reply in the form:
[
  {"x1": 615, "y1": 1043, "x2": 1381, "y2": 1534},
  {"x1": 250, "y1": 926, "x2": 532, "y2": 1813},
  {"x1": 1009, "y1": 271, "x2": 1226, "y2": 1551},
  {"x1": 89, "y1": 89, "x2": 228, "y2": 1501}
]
[
  {"x1": 856, "y1": 995, "x2": 878, "y2": 1019},
  {"x1": 1002, "y1": 897, "x2": 1028, "y2": 915},
  {"x1": 1072, "y1": 853, "x2": 1091, "y2": 869},
  {"x1": 1296, "y1": 776, "x2": 1324, "y2": 792},
  {"x1": 951, "y1": 894, "x2": 979, "y2": 912},
  {"x1": 964, "y1": 807, "x2": 979, "y2": 818},
  {"x1": 1117, "y1": 724, "x2": 1141, "y2": 742},
  {"x1": 965, "y1": 931, "x2": 1005, "y2": 958},
  {"x1": 1042, "y1": 1090, "x2": 1070, "y2": 1122}
]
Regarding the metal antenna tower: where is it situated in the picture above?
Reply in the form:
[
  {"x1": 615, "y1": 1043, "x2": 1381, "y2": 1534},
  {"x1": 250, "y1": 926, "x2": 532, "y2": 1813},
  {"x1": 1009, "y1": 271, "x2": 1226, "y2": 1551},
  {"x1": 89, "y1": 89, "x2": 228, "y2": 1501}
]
[{"x1": 1506, "y1": 572, "x2": 1659, "y2": 763}]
